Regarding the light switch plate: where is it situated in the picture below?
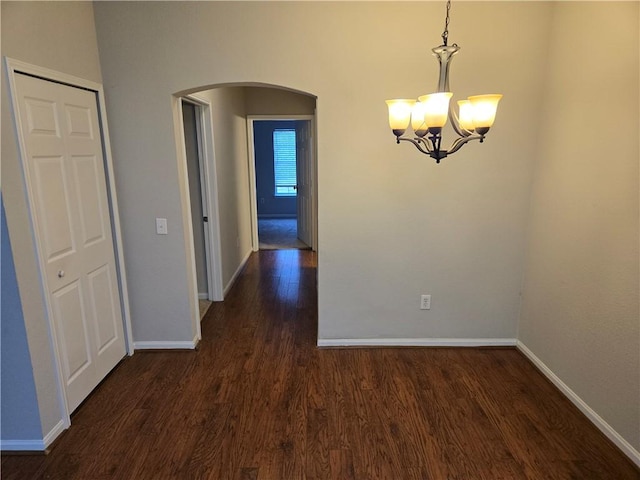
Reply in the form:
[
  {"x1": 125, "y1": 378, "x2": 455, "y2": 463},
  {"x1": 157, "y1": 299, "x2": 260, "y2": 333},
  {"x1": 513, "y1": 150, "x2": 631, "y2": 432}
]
[
  {"x1": 420, "y1": 294, "x2": 431, "y2": 310},
  {"x1": 156, "y1": 218, "x2": 168, "y2": 235}
]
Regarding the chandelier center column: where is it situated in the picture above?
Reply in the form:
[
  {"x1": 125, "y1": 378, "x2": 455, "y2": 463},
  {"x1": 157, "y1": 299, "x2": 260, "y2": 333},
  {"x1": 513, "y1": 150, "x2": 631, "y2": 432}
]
[{"x1": 432, "y1": 45, "x2": 460, "y2": 93}]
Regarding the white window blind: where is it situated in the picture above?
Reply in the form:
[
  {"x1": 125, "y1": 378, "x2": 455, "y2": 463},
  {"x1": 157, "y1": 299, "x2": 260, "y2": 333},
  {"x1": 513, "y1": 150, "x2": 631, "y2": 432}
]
[{"x1": 273, "y1": 129, "x2": 297, "y2": 196}]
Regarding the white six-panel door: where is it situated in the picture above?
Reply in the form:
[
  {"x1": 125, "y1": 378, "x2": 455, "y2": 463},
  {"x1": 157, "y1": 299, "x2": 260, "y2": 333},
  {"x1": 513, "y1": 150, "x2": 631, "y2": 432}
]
[{"x1": 13, "y1": 73, "x2": 126, "y2": 413}]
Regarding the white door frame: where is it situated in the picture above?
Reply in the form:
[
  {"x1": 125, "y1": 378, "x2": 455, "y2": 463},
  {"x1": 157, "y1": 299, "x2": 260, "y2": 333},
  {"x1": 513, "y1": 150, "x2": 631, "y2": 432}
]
[
  {"x1": 4, "y1": 57, "x2": 134, "y2": 427},
  {"x1": 176, "y1": 94, "x2": 224, "y2": 303},
  {"x1": 246, "y1": 114, "x2": 317, "y2": 251}
]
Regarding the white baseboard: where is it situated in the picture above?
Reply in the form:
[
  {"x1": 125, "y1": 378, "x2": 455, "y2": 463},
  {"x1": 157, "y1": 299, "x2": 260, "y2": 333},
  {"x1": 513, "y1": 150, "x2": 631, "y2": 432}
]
[
  {"x1": 133, "y1": 340, "x2": 197, "y2": 350},
  {"x1": 1, "y1": 419, "x2": 65, "y2": 452},
  {"x1": 223, "y1": 249, "x2": 252, "y2": 297},
  {"x1": 43, "y1": 419, "x2": 66, "y2": 448},
  {"x1": 517, "y1": 341, "x2": 640, "y2": 467},
  {"x1": 1, "y1": 438, "x2": 46, "y2": 451},
  {"x1": 317, "y1": 338, "x2": 517, "y2": 348},
  {"x1": 198, "y1": 293, "x2": 208, "y2": 300}
]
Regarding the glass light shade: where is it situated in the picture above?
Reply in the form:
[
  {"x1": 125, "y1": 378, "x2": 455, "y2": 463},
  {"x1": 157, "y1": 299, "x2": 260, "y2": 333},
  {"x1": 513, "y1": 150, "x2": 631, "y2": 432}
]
[
  {"x1": 417, "y1": 92, "x2": 453, "y2": 128},
  {"x1": 411, "y1": 101, "x2": 428, "y2": 136},
  {"x1": 386, "y1": 99, "x2": 415, "y2": 135},
  {"x1": 468, "y1": 94, "x2": 503, "y2": 129},
  {"x1": 457, "y1": 100, "x2": 475, "y2": 131}
]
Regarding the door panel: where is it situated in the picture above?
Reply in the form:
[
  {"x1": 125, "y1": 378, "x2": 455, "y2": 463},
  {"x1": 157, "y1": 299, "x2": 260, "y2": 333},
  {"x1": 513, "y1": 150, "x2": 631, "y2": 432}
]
[
  {"x1": 51, "y1": 281, "x2": 91, "y2": 381},
  {"x1": 25, "y1": 96, "x2": 60, "y2": 136},
  {"x1": 32, "y1": 156, "x2": 76, "y2": 261},
  {"x1": 296, "y1": 120, "x2": 313, "y2": 247},
  {"x1": 14, "y1": 73, "x2": 126, "y2": 413},
  {"x1": 72, "y1": 155, "x2": 106, "y2": 246},
  {"x1": 65, "y1": 104, "x2": 94, "y2": 138},
  {"x1": 88, "y1": 265, "x2": 119, "y2": 353}
]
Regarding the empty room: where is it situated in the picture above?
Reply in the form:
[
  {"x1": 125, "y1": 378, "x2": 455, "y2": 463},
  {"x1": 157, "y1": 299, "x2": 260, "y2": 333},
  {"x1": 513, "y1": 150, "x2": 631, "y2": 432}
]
[{"x1": 1, "y1": 1, "x2": 638, "y2": 478}]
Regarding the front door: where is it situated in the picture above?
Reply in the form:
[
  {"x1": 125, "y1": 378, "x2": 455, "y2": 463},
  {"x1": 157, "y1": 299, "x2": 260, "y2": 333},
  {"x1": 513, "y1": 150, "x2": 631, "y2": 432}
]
[{"x1": 12, "y1": 73, "x2": 126, "y2": 413}]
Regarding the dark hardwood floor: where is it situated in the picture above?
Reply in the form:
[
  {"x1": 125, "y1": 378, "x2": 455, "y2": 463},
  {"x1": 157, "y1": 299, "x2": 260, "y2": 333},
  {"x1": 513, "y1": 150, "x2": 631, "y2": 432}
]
[{"x1": 3, "y1": 250, "x2": 638, "y2": 479}]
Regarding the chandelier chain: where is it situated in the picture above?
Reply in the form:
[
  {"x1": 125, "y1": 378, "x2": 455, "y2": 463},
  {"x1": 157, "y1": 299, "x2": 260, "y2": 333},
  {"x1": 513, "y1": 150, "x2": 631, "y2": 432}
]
[{"x1": 442, "y1": 0, "x2": 451, "y2": 46}]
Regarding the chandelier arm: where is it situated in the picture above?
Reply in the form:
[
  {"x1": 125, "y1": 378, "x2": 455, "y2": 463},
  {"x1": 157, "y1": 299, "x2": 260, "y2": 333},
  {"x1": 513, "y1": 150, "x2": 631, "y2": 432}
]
[
  {"x1": 448, "y1": 107, "x2": 473, "y2": 138},
  {"x1": 420, "y1": 136, "x2": 438, "y2": 153},
  {"x1": 395, "y1": 135, "x2": 486, "y2": 163},
  {"x1": 397, "y1": 136, "x2": 433, "y2": 155},
  {"x1": 445, "y1": 134, "x2": 484, "y2": 156}
]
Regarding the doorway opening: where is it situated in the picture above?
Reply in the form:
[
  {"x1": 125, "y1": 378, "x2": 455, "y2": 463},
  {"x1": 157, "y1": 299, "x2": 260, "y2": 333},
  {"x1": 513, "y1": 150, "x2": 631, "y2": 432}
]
[
  {"x1": 178, "y1": 93, "x2": 224, "y2": 326},
  {"x1": 174, "y1": 84, "x2": 317, "y2": 335},
  {"x1": 182, "y1": 99, "x2": 214, "y2": 319},
  {"x1": 182, "y1": 101, "x2": 208, "y2": 299},
  {"x1": 248, "y1": 116, "x2": 316, "y2": 252}
]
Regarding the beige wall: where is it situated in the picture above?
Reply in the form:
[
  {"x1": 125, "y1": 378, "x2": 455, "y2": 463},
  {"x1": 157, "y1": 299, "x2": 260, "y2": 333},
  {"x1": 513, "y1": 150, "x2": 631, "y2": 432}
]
[
  {"x1": 245, "y1": 86, "x2": 316, "y2": 116},
  {"x1": 519, "y1": 2, "x2": 639, "y2": 453},
  {"x1": 93, "y1": 1, "x2": 549, "y2": 345},
  {"x1": 1, "y1": 0, "x2": 105, "y2": 441}
]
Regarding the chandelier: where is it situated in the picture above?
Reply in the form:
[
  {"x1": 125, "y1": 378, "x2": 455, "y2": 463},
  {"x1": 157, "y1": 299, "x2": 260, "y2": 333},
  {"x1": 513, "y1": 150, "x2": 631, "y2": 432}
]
[{"x1": 385, "y1": 0, "x2": 502, "y2": 163}]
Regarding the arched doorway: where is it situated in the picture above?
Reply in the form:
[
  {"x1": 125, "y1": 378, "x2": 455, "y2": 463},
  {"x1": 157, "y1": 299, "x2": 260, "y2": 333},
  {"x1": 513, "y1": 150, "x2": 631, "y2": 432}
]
[{"x1": 172, "y1": 83, "x2": 318, "y2": 320}]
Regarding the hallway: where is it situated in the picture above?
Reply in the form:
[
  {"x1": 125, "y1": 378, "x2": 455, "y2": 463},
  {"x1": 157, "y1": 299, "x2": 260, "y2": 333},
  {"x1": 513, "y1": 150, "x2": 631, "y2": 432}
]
[
  {"x1": 2, "y1": 250, "x2": 636, "y2": 479},
  {"x1": 258, "y1": 218, "x2": 310, "y2": 250}
]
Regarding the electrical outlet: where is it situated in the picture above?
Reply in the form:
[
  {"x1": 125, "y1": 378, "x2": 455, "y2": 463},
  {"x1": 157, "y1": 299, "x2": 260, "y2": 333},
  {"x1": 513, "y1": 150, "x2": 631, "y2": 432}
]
[{"x1": 420, "y1": 294, "x2": 431, "y2": 310}]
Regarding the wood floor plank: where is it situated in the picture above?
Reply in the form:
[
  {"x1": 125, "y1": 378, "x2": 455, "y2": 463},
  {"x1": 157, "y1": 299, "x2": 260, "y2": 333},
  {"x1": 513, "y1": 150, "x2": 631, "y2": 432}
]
[
  {"x1": 2, "y1": 249, "x2": 638, "y2": 479},
  {"x1": 329, "y1": 449, "x2": 354, "y2": 479}
]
